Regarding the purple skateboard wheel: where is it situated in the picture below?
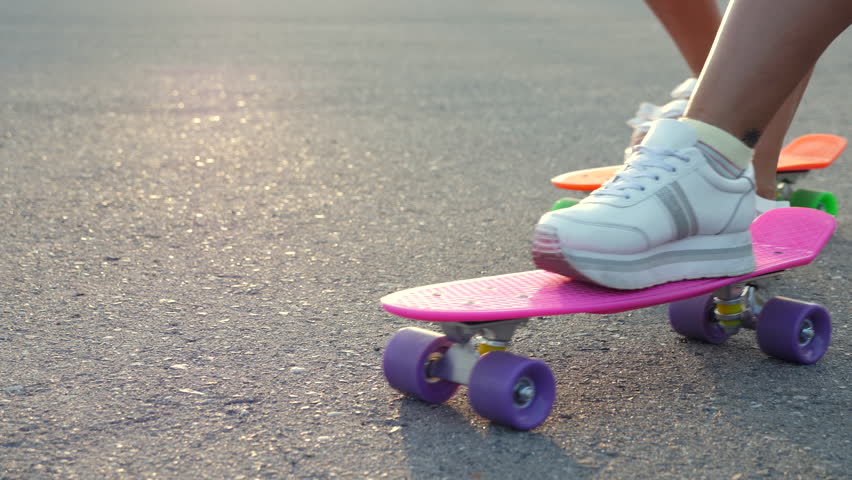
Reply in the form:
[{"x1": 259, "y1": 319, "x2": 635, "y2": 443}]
[
  {"x1": 756, "y1": 297, "x2": 831, "y2": 364},
  {"x1": 468, "y1": 351, "x2": 555, "y2": 430},
  {"x1": 668, "y1": 293, "x2": 730, "y2": 345},
  {"x1": 383, "y1": 327, "x2": 460, "y2": 404}
]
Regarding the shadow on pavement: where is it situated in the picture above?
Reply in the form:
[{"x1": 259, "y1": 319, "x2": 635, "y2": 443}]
[{"x1": 397, "y1": 397, "x2": 592, "y2": 480}]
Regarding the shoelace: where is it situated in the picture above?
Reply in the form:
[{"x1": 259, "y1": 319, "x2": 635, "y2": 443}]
[{"x1": 591, "y1": 146, "x2": 692, "y2": 199}]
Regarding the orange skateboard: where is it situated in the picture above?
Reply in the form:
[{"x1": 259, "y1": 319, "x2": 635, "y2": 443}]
[{"x1": 549, "y1": 134, "x2": 847, "y2": 214}]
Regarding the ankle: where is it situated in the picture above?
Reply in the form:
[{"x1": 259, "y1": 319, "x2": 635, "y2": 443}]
[
  {"x1": 756, "y1": 188, "x2": 777, "y2": 200},
  {"x1": 678, "y1": 118, "x2": 753, "y2": 171}
]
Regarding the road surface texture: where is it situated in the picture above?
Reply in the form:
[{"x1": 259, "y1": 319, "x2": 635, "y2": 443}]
[{"x1": 2, "y1": 1, "x2": 851, "y2": 479}]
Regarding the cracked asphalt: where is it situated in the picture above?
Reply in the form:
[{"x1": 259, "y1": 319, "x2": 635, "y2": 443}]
[{"x1": 1, "y1": 1, "x2": 851, "y2": 479}]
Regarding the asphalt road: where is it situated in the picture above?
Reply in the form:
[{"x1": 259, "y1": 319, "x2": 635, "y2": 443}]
[{"x1": 2, "y1": 1, "x2": 851, "y2": 479}]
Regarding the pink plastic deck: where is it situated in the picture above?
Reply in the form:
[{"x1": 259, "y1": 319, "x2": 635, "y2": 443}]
[{"x1": 381, "y1": 208, "x2": 836, "y2": 322}]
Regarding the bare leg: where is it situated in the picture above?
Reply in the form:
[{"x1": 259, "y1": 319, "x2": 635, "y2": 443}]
[
  {"x1": 685, "y1": 0, "x2": 852, "y2": 145},
  {"x1": 751, "y1": 70, "x2": 813, "y2": 199},
  {"x1": 644, "y1": 0, "x2": 720, "y2": 76},
  {"x1": 645, "y1": 0, "x2": 818, "y2": 200},
  {"x1": 535, "y1": 0, "x2": 852, "y2": 289}
]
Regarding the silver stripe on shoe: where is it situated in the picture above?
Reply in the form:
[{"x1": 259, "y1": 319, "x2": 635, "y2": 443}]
[
  {"x1": 670, "y1": 181, "x2": 698, "y2": 235},
  {"x1": 658, "y1": 185, "x2": 691, "y2": 239}
]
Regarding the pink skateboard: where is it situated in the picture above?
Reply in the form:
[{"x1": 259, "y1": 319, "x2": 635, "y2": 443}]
[{"x1": 381, "y1": 208, "x2": 836, "y2": 430}]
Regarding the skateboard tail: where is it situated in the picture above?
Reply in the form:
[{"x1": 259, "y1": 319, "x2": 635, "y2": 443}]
[{"x1": 777, "y1": 134, "x2": 847, "y2": 171}]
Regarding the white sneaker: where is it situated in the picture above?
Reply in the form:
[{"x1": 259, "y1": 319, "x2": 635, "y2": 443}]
[{"x1": 533, "y1": 119, "x2": 757, "y2": 290}]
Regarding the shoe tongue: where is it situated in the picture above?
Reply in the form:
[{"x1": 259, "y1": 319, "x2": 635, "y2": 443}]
[{"x1": 639, "y1": 118, "x2": 698, "y2": 151}]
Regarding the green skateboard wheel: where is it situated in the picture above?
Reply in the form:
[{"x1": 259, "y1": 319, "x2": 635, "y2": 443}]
[
  {"x1": 549, "y1": 197, "x2": 580, "y2": 211},
  {"x1": 789, "y1": 189, "x2": 837, "y2": 216}
]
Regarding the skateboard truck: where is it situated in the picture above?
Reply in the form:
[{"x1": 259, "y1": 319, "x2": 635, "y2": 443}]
[
  {"x1": 776, "y1": 175, "x2": 838, "y2": 215},
  {"x1": 714, "y1": 284, "x2": 757, "y2": 334},
  {"x1": 712, "y1": 272, "x2": 782, "y2": 334},
  {"x1": 430, "y1": 319, "x2": 528, "y2": 385},
  {"x1": 776, "y1": 176, "x2": 798, "y2": 200}
]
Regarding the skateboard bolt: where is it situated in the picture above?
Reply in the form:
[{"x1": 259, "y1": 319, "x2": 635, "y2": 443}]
[
  {"x1": 798, "y1": 318, "x2": 816, "y2": 347},
  {"x1": 424, "y1": 352, "x2": 443, "y2": 382},
  {"x1": 513, "y1": 377, "x2": 536, "y2": 408}
]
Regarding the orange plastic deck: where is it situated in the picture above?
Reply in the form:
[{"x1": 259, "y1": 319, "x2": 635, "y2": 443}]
[
  {"x1": 550, "y1": 166, "x2": 619, "y2": 191},
  {"x1": 776, "y1": 134, "x2": 846, "y2": 172}
]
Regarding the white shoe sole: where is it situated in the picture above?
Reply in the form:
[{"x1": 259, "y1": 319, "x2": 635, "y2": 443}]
[{"x1": 532, "y1": 225, "x2": 756, "y2": 290}]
